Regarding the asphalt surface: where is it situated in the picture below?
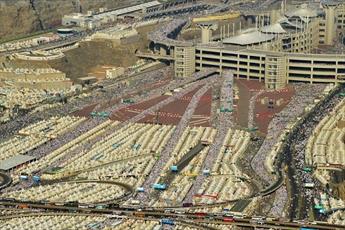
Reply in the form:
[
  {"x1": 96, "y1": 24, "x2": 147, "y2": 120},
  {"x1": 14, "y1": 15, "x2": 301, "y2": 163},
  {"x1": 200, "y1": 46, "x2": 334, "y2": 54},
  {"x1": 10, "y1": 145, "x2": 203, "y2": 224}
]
[
  {"x1": 0, "y1": 201, "x2": 344, "y2": 230},
  {"x1": 0, "y1": 172, "x2": 12, "y2": 190},
  {"x1": 281, "y1": 84, "x2": 345, "y2": 220}
]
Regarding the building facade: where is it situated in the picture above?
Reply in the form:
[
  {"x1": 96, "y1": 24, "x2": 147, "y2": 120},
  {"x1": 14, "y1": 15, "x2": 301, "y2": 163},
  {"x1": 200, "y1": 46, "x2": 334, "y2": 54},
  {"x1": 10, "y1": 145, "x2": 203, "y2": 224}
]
[{"x1": 175, "y1": 2, "x2": 345, "y2": 89}]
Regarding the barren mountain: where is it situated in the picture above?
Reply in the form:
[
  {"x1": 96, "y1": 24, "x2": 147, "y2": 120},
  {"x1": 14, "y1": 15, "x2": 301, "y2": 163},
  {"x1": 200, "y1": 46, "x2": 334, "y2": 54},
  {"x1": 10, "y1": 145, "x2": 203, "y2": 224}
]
[{"x1": 0, "y1": 0, "x2": 143, "y2": 39}]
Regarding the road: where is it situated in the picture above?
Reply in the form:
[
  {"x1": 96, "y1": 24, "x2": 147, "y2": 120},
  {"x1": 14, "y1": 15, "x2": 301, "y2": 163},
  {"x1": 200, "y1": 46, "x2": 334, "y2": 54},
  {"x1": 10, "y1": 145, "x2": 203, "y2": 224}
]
[
  {"x1": 0, "y1": 172, "x2": 12, "y2": 190},
  {"x1": 281, "y1": 85, "x2": 345, "y2": 220},
  {"x1": 0, "y1": 200, "x2": 344, "y2": 229},
  {"x1": 0, "y1": 35, "x2": 83, "y2": 56}
]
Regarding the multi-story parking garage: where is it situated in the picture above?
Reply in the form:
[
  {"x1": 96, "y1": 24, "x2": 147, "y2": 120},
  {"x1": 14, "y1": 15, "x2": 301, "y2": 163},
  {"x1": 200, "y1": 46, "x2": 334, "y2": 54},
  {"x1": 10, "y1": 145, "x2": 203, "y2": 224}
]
[
  {"x1": 195, "y1": 46, "x2": 345, "y2": 89},
  {"x1": 143, "y1": 1, "x2": 345, "y2": 90}
]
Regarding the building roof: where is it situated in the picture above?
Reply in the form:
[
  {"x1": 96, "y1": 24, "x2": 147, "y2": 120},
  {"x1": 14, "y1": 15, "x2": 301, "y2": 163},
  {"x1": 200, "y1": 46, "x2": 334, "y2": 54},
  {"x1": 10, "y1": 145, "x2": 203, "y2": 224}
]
[
  {"x1": 0, "y1": 154, "x2": 35, "y2": 171},
  {"x1": 286, "y1": 4, "x2": 318, "y2": 18},
  {"x1": 78, "y1": 76, "x2": 97, "y2": 81},
  {"x1": 98, "y1": 1, "x2": 161, "y2": 17},
  {"x1": 279, "y1": 17, "x2": 304, "y2": 29},
  {"x1": 64, "y1": 1, "x2": 161, "y2": 23},
  {"x1": 260, "y1": 23, "x2": 287, "y2": 34},
  {"x1": 223, "y1": 30, "x2": 275, "y2": 46}
]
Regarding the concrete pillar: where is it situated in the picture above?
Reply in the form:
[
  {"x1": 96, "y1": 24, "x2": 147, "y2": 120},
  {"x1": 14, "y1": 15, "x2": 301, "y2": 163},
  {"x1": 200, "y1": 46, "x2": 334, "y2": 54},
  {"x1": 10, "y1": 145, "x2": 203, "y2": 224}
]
[
  {"x1": 174, "y1": 45, "x2": 195, "y2": 78},
  {"x1": 324, "y1": 4, "x2": 337, "y2": 45},
  {"x1": 270, "y1": 9, "x2": 280, "y2": 24},
  {"x1": 201, "y1": 27, "x2": 212, "y2": 44},
  {"x1": 160, "y1": 46, "x2": 167, "y2": 56},
  {"x1": 198, "y1": 23, "x2": 218, "y2": 44}
]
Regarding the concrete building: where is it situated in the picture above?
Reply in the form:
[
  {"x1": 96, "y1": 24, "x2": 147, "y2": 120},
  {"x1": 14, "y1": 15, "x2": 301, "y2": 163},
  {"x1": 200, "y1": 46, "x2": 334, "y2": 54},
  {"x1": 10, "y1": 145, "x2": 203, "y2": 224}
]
[
  {"x1": 62, "y1": 1, "x2": 161, "y2": 29},
  {"x1": 174, "y1": 45, "x2": 196, "y2": 78},
  {"x1": 324, "y1": 2, "x2": 337, "y2": 45},
  {"x1": 198, "y1": 23, "x2": 218, "y2": 44},
  {"x1": 0, "y1": 155, "x2": 36, "y2": 172},
  {"x1": 145, "y1": 1, "x2": 345, "y2": 89},
  {"x1": 91, "y1": 27, "x2": 140, "y2": 45},
  {"x1": 336, "y1": 2, "x2": 345, "y2": 29},
  {"x1": 106, "y1": 67, "x2": 125, "y2": 79},
  {"x1": 0, "y1": 68, "x2": 72, "y2": 90}
]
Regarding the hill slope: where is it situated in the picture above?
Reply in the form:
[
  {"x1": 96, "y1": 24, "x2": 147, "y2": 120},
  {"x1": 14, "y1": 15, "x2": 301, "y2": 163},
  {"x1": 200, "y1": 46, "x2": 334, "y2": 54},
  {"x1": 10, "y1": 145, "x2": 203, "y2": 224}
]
[{"x1": 0, "y1": 0, "x2": 143, "y2": 39}]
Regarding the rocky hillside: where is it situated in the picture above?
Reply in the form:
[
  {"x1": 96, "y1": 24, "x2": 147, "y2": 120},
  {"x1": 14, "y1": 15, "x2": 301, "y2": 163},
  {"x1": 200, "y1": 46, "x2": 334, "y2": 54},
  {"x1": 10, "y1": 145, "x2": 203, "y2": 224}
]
[{"x1": 0, "y1": 0, "x2": 143, "y2": 39}]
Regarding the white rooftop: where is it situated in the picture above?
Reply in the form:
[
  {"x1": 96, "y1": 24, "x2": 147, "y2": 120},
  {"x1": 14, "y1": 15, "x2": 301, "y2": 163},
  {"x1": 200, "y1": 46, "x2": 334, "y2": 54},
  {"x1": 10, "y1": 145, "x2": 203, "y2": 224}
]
[
  {"x1": 98, "y1": 1, "x2": 161, "y2": 17},
  {"x1": 260, "y1": 23, "x2": 287, "y2": 34},
  {"x1": 286, "y1": 4, "x2": 318, "y2": 18},
  {"x1": 0, "y1": 154, "x2": 35, "y2": 171},
  {"x1": 223, "y1": 30, "x2": 275, "y2": 46}
]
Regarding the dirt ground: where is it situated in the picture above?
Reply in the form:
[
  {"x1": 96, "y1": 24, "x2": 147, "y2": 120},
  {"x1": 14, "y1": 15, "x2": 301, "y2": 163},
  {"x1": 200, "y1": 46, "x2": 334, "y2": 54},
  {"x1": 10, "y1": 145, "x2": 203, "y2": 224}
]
[
  {"x1": 87, "y1": 65, "x2": 116, "y2": 80},
  {"x1": 189, "y1": 88, "x2": 212, "y2": 127},
  {"x1": 2, "y1": 24, "x2": 158, "y2": 82},
  {"x1": 138, "y1": 86, "x2": 202, "y2": 125},
  {"x1": 234, "y1": 78, "x2": 295, "y2": 134}
]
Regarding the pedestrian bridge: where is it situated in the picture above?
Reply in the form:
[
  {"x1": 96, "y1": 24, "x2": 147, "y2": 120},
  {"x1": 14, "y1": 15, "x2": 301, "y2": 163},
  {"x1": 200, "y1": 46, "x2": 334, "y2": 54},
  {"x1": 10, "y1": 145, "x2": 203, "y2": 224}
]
[{"x1": 136, "y1": 52, "x2": 174, "y2": 61}]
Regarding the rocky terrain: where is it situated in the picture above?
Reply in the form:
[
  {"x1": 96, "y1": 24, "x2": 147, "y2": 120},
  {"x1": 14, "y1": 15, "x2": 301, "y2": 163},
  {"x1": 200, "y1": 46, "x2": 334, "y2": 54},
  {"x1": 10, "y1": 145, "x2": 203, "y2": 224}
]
[
  {"x1": 2, "y1": 24, "x2": 156, "y2": 81},
  {"x1": 0, "y1": 0, "x2": 143, "y2": 39}
]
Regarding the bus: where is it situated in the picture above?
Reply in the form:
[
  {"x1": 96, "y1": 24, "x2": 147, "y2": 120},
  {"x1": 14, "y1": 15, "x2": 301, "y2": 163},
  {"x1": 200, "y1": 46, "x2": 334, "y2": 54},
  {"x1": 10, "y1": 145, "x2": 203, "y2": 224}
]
[
  {"x1": 18, "y1": 204, "x2": 29, "y2": 209},
  {"x1": 95, "y1": 204, "x2": 108, "y2": 209},
  {"x1": 134, "y1": 212, "x2": 145, "y2": 218},
  {"x1": 131, "y1": 200, "x2": 140, "y2": 205},
  {"x1": 194, "y1": 212, "x2": 207, "y2": 218},
  {"x1": 19, "y1": 175, "x2": 29, "y2": 180},
  {"x1": 223, "y1": 217, "x2": 234, "y2": 222},
  {"x1": 202, "y1": 169, "x2": 210, "y2": 175},
  {"x1": 161, "y1": 219, "x2": 174, "y2": 225},
  {"x1": 32, "y1": 175, "x2": 41, "y2": 183},
  {"x1": 121, "y1": 98, "x2": 135, "y2": 104},
  {"x1": 304, "y1": 183, "x2": 315, "y2": 188},
  {"x1": 300, "y1": 228, "x2": 318, "y2": 230},
  {"x1": 303, "y1": 167, "x2": 312, "y2": 172},
  {"x1": 170, "y1": 165, "x2": 178, "y2": 172},
  {"x1": 153, "y1": 183, "x2": 166, "y2": 190},
  {"x1": 182, "y1": 203, "x2": 193, "y2": 207},
  {"x1": 136, "y1": 187, "x2": 145, "y2": 192}
]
